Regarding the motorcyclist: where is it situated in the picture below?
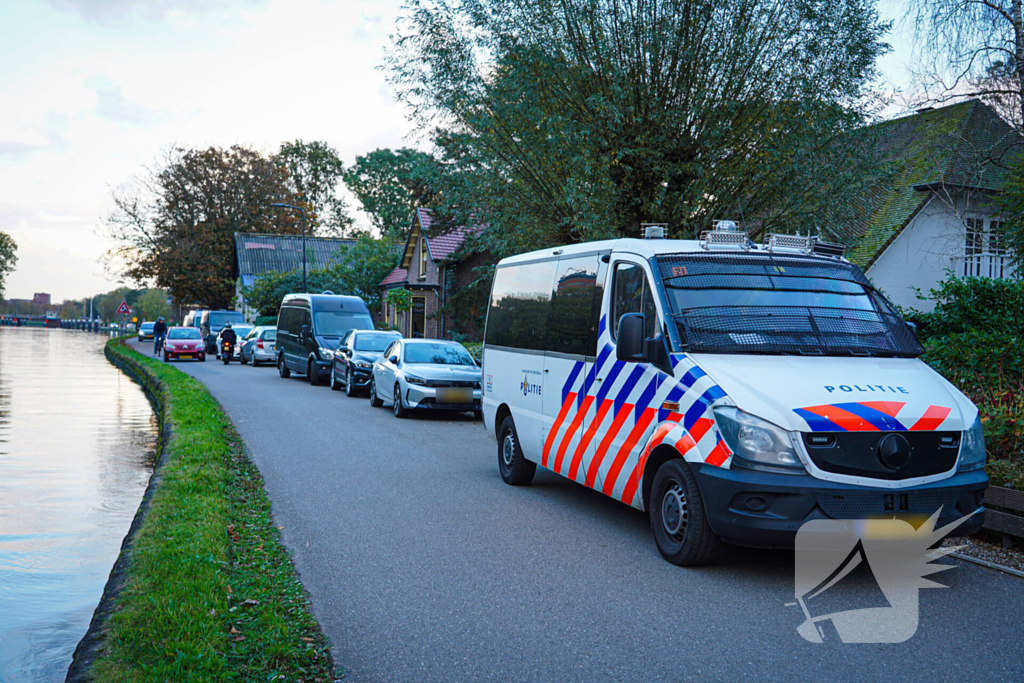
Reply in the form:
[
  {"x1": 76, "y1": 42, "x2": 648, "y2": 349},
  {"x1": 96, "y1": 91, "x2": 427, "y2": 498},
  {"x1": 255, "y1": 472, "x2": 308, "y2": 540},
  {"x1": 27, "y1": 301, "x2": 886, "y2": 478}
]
[
  {"x1": 220, "y1": 322, "x2": 237, "y2": 359},
  {"x1": 152, "y1": 316, "x2": 167, "y2": 356}
]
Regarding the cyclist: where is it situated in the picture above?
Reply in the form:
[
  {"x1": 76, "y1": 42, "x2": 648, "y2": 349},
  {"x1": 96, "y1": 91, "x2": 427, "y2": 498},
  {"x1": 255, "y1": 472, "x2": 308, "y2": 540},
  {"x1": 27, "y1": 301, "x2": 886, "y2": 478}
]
[{"x1": 152, "y1": 316, "x2": 167, "y2": 356}]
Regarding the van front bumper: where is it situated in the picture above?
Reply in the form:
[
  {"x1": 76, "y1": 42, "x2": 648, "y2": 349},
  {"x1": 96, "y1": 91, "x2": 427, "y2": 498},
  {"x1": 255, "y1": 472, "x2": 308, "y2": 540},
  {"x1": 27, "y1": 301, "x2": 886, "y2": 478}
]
[{"x1": 693, "y1": 463, "x2": 988, "y2": 549}]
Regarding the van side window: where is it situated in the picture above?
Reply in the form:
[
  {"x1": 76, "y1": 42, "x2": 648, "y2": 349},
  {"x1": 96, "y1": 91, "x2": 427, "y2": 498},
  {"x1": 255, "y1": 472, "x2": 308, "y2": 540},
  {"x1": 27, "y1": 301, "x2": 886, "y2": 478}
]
[
  {"x1": 547, "y1": 255, "x2": 604, "y2": 357},
  {"x1": 612, "y1": 263, "x2": 657, "y2": 339},
  {"x1": 484, "y1": 260, "x2": 557, "y2": 351}
]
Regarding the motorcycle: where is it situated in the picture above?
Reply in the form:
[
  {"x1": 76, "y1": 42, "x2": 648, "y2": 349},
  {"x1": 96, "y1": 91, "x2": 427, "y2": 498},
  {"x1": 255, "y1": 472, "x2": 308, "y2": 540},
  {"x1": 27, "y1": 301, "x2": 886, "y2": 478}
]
[{"x1": 222, "y1": 339, "x2": 233, "y2": 365}]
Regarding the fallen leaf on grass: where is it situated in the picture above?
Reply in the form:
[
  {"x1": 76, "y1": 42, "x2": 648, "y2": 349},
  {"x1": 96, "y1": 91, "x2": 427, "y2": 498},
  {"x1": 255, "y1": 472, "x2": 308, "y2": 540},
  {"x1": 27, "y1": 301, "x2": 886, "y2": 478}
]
[
  {"x1": 227, "y1": 585, "x2": 233, "y2": 593},
  {"x1": 230, "y1": 626, "x2": 240, "y2": 635},
  {"x1": 301, "y1": 637, "x2": 315, "y2": 642},
  {"x1": 232, "y1": 635, "x2": 246, "y2": 642},
  {"x1": 241, "y1": 599, "x2": 259, "y2": 607}
]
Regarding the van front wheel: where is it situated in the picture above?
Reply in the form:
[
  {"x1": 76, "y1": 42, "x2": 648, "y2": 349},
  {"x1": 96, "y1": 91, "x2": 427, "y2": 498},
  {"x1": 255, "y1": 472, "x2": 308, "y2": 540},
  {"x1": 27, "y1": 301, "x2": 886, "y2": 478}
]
[
  {"x1": 278, "y1": 355, "x2": 290, "y2": 378},
  {"x1": 498, "y1": 417, "x2": 535, "y2": 486},
  {"x1": 649, "y1": 459, "x2": 719, "y2": 566}
]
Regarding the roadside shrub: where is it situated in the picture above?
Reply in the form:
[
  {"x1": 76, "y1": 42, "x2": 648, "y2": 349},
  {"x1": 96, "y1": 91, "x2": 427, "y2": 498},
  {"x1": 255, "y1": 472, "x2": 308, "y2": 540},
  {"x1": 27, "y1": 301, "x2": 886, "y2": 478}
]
[
  {"x1": 911, "y1": 276, "x2": 1024, "y2": 339},
  {"x1": 921, "y1": 330, "x2": 1024, "y2": 486}
]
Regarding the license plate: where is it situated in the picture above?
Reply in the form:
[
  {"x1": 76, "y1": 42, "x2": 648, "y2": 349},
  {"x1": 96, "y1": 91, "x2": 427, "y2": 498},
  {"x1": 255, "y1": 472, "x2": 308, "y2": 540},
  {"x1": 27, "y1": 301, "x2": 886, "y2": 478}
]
[
  {"x1": 180, "y1": 354, "x2": 193, "y2": 359},
  {"x1": 269, "y1": 345, "x2": 275, "y2": 351},
  {"x1": 437, "y1": 388, "x2": 472, "y2": 403}
]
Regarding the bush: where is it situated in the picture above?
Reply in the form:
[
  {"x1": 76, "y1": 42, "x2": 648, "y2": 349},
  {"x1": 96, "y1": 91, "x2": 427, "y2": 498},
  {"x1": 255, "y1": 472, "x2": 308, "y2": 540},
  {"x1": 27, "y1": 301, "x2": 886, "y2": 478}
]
[
  {"x1": 254, "y1": 315, "x2": 278, "y2": 327},
  {"x1": 911, "y1": 276, "x2": 1024, "y2": 339}
]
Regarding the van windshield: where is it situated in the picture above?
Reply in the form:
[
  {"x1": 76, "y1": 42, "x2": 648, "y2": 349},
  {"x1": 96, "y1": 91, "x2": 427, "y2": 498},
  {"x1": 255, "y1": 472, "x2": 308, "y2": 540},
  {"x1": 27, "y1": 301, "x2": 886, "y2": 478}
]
[
  {"x1": 655, "y1": 252, "x2": 922, "y2": 357},
  {"x1": 209, "y1": 311, "x2": 244, "y2": 327},
  {"x1": 314, "y1": 311, "x2": 374, "y2": 337}
]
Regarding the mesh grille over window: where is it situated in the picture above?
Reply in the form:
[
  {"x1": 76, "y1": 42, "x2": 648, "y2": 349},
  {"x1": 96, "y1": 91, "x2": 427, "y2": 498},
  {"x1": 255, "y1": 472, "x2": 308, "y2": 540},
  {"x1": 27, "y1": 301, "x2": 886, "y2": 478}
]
[{"x1": 655, "y1": 252, "x2": 923, "y2": 357}]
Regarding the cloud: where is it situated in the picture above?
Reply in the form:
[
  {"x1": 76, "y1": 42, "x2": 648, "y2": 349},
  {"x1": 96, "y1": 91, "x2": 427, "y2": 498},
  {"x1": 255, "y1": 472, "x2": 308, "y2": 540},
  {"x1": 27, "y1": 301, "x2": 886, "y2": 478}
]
[
  {"x1": 93, "y1": 84, "x2": 170, "y2": 127},
  {"x1": 47, "y1": 0, "x2": 266, "y2": 26},
  {"x1": 0, "y1": 117, "x2": 71, "y2": 160}
]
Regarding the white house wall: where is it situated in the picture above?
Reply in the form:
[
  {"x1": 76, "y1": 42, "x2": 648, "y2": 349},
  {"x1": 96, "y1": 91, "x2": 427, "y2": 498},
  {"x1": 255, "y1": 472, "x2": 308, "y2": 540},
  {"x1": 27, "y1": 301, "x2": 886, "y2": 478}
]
[{"x1": 866, "y1": 196, "x2": 983, "y2": 312}]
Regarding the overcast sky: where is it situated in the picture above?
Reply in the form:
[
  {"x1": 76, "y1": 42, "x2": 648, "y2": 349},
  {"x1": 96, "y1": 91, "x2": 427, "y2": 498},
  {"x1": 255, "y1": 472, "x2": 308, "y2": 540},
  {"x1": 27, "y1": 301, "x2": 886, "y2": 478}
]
[{"x1": 1, "y1": 0, "x2": 915, "y2": 302}]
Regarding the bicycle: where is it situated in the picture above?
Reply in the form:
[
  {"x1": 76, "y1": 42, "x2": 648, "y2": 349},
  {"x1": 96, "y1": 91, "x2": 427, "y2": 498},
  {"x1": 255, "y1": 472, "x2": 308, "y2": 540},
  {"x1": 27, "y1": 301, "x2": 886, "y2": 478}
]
[{"x1": 154, "y1": 334, "x2": 165, "y2": 358}]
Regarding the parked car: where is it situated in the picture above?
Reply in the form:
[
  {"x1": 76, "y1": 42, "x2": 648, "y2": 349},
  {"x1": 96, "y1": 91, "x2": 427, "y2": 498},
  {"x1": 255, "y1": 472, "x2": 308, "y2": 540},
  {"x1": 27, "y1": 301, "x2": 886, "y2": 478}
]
[
  {"x1": 276, "y1": 293, "x2": 375, "y2": 385},
  {"x1": 200, "y1": 310, "x2": 245, "y2": 353},
  {"x1": 137, "y1": 321, "x2": 156, "y2": 341},
  {"x1": 330, "y1": 329, "x2": 402, "y2": 395},
  {"x1": 369, "y1": 339, "x2": 482, "y2": 419},
  {"x1": 215, "y1": 323, "x2": 254, "y2": 360},
  {"x1": 240, "y1": 326, "x2": 278, "y2": 366},
  {"x1": 162, "y1": 327, "x2": 206, "y2": 362}
]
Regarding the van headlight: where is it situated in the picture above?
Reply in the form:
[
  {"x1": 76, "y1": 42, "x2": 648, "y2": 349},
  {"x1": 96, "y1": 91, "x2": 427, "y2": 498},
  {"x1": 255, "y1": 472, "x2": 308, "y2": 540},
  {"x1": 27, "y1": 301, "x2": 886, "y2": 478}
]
[
  {"x1": 713, "y1": 407, "x2": 805, "y2": 474},
  {"x1": 958, "y1": 415, "x2": 987, "y2": 472},
  {"x1": 319, "y1": 346, "x2": 334, "y2": 360}
]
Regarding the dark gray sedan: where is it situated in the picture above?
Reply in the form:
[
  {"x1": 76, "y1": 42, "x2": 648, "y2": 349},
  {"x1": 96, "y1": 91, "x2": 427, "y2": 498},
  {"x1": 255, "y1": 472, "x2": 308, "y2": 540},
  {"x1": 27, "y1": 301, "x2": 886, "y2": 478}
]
[{"x1": 330, "y1": 329, "x2": 402, "y2": 396}]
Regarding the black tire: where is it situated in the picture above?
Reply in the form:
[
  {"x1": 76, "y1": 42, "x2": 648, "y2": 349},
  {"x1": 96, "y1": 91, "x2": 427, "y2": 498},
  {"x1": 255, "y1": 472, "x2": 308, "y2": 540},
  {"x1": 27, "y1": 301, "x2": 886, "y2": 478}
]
[
  {"x1": 240, "y1": 352, "x2": 248, "y2": 365},
  {"x1": 649, "y1": 459, "x2": 720, "y2": 566},
  {"x1": 222, "y1": 354, "x2": 230, "y2": 365},
  {"x1": 393, "y1": 384, "x2": 410, "y2": 418},
  {"x1": 345, "y1": 368, "x2": 357, "y2": 397},
  {"x1": 369, "y1": 377, "x2": 383, "y2": 407},
  {"x1": 473, "y1": 409, "x2": 483, "y2": 420},
  {"x1": 498, "y1": 416, "x2": 536, "y2": 485},
  {"x1": 330, "y1": 365, "x2": 341, "y2": 390},
  {"x1": 278, "y1": 355, "x2": 291, "y2": 378},
  {"x1": 308, "y1": 360, "x2": 320, "y2": 386}
]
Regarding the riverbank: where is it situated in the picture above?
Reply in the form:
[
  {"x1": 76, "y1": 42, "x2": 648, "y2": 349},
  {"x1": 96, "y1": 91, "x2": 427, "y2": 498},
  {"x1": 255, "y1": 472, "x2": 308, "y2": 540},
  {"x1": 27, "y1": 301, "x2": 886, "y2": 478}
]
[{"x1": 72, "y1": 338, "x2": 336, "y2": 681}]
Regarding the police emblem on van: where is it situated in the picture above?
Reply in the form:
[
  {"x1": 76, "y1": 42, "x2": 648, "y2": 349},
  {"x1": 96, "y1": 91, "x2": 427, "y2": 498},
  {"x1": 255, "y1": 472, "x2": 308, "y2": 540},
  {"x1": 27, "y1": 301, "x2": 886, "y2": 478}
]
[{"x1": 521, "y1": 374, "x2": 541, "y2": 397}]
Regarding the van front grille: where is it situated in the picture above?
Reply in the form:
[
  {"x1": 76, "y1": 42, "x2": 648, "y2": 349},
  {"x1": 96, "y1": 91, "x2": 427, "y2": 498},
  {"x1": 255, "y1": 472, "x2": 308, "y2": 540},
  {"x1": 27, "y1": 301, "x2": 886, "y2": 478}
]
[{"x1": 802, "y1": 431, "x2": 960, "y2": 480}]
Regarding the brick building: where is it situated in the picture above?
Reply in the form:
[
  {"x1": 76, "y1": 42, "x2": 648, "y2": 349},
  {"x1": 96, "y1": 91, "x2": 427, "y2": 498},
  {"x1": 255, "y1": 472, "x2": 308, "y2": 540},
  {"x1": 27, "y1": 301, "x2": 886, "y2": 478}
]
[
  {"x1": 379, "y1": 209, "x2": 490, "y2": 339},
  {"x1": 32, "y1": 293, "x2": 50, "y2": 306}
]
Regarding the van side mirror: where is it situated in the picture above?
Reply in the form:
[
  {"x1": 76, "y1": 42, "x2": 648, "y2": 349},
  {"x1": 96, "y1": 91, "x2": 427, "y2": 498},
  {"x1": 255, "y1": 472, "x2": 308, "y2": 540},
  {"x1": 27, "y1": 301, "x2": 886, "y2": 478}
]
[
  {"x1": 616, "y1": 313, "x2": 647, "y2": 362},
  {"x1": 300, "y1": 324, "x2": 310, "y2": 340}
]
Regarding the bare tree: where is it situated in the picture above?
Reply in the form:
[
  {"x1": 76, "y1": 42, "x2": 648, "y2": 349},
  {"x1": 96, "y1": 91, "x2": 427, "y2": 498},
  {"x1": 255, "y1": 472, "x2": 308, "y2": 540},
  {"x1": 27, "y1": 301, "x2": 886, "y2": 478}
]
[{"x1": 910, "y1": 0, "x2": 1024, "y2": 126}]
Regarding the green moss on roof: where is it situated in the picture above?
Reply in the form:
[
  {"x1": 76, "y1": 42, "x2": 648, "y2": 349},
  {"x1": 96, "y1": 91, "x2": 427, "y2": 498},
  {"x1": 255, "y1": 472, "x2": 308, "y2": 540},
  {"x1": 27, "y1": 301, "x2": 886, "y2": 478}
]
[{"x1": 846, "y1": 100, "x2": 1022, "y2": 268}]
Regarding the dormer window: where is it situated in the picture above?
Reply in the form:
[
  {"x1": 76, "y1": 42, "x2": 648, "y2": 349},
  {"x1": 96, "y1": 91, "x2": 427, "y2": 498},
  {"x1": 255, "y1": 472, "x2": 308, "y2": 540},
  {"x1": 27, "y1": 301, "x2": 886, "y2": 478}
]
[{"x1": 419, "y1": 236, "x2": 427, "y2": 280}]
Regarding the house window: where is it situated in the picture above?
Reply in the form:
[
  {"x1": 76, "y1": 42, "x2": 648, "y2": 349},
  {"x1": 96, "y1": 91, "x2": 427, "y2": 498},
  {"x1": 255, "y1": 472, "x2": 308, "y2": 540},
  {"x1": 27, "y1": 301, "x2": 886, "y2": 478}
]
[
  {"x1": 411, "y1": 296, "x2": 426, "y2": 338},
  {"x1": 989, "y1": 221, "x2": 1006, "y2": 255},
  {"x1": 419, "y1": 237, "x2": 427, "y2": 280},
  {"x1": 965, "y1": 217, "x2": 984, "y2": 256}
]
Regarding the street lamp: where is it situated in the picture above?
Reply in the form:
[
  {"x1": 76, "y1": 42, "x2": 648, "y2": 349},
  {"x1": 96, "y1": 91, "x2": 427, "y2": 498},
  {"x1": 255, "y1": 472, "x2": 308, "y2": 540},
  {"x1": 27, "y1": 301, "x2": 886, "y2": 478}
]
[{"x1": 271, "y1": 203, "x2": 309, "y2": 293}]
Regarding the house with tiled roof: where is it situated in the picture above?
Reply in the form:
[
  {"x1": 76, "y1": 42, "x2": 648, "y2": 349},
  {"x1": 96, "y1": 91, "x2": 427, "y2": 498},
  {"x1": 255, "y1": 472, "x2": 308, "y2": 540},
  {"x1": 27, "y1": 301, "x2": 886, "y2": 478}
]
[
  {"x1": 847, "y1": 100, "x2": 1022, "y2": 310},
  {"x1": 379, "y1": 208, "x2": 490, "y2": 338},
  {"x1": 234, "y1": 232, "x2": 355, "y2": 319}
]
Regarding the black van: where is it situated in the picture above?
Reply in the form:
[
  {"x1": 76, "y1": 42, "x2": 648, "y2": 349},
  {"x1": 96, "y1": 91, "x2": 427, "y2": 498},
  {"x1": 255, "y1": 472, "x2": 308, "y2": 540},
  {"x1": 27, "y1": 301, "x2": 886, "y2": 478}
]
[
  {"x1": 276, "y1": 293, "x2": 375, "y2": 385},
  {"x1": 200, "y1": 309, "x2": 245, "y2": 353}
]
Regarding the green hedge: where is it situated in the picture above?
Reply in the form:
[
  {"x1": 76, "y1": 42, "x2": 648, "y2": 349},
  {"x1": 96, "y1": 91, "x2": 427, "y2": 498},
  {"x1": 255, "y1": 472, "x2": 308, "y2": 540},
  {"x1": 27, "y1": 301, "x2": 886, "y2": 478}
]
[{"x1": 915, "y1": 277, "x2": 1024, "y2": 488}]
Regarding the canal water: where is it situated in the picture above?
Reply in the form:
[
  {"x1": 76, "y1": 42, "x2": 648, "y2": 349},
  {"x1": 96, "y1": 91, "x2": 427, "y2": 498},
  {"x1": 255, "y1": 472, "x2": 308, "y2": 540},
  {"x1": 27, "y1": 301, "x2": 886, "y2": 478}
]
[{"x1": 0, "y1": 329, "x2": 156, "y2": 682}]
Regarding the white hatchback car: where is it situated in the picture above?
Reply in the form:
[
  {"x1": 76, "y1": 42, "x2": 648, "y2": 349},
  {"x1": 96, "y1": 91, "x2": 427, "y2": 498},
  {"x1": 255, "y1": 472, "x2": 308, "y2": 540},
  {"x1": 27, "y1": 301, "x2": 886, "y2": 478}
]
[{"x1": 369, "y1": 339, "x2": 482, "y2": 419}]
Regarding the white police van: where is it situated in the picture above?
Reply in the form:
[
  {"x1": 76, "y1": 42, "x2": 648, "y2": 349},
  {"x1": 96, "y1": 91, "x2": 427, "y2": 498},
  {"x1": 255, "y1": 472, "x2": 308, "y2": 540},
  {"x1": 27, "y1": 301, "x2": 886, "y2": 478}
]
[{"x1": 481, "y1": 226, "x2": 988, "y2": 566}]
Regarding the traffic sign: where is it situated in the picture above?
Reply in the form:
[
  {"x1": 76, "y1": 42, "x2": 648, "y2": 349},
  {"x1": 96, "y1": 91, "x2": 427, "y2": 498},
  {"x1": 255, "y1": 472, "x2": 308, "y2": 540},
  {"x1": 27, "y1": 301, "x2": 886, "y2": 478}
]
[{"x1": 116, "y1": 301, "x2": 130, "y2": 315}]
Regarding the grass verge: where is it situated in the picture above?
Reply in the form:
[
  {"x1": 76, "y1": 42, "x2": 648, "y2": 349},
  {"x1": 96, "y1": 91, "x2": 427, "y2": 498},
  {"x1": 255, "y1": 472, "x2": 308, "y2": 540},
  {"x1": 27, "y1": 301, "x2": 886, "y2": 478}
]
[{"x1": 91, "y1": 338, "x2": 336, "y2": 682}]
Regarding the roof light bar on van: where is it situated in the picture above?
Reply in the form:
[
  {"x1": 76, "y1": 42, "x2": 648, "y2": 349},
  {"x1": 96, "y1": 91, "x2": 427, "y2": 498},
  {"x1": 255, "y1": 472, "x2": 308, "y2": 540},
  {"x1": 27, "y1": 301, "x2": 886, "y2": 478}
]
[
  {"x1": 642, "y1": 223, "x2": 667, "y2": 239},
  {"x1": 766, "y1": 233, "x2": 813, "y2": 254},
  {"x1": 811, "y1": 240, "x2": 847, "y2": 257},
  {"x1": 700, "y1": 230, "x2": 751, "y2": 250}
]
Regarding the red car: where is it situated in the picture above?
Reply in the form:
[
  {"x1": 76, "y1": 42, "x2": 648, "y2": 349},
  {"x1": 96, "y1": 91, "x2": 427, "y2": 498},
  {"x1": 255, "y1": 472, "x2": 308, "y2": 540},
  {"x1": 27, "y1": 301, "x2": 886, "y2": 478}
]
[{"x1": 163, "y1": 326, "x2": 206, "y2": 362}]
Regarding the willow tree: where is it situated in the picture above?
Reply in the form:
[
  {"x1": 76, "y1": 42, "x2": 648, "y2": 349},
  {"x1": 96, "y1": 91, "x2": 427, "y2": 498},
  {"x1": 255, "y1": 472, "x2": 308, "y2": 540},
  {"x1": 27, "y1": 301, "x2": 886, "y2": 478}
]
[{"x1": 387, "y1": 0, "x2": 890, "y2": 257}]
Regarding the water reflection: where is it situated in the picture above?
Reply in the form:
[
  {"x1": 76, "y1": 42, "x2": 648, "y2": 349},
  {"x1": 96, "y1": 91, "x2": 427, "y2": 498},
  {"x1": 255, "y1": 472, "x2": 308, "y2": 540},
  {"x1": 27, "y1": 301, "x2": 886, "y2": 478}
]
[{"x1": 0, "y1": 329, "x2": 156, "y2": 682}]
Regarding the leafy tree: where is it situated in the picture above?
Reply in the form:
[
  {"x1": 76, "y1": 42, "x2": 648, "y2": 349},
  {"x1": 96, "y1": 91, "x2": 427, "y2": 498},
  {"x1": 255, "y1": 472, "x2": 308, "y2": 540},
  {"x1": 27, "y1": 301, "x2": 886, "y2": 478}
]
[
  {"x1": 998, "y1": 152, "x2": 1024, "y2": 268},
  {"x1": 277, "y1": 140, "x2": 355, "y2": 236},
  {"x1": 343, "y1": 148, "x2": 438, "y2": 239},
  {"x1": 134, "y1": 288, "x2": 171, "y2": 322},
  {"x1": 385, "y1": 288, "x2": 413, "y2": 330},
  {"x1": 0, "y1": 231, "x2": 17, "y2": 300},
  {"x1": 387, "y1": 0, "x2": 890, "y2": 258},
  {"x1": 908, "y1": 0, "x2": 1024, "y2": 125},
  {"x1": 104, "y1": 146, "x2": 303, "y2": 309},
  {"x1": 98, "y1": 286, "x2": 134, "y2": 322}
]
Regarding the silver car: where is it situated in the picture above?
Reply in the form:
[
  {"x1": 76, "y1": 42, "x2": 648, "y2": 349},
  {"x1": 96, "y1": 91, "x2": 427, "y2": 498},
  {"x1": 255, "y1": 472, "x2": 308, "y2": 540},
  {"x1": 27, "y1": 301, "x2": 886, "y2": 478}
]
[
  {"x1": 240, "y1": 326, "x2": 277, "y2": 366},
  {"x1": 369, "y1": 339, "x2": 482, "y2": 419}
]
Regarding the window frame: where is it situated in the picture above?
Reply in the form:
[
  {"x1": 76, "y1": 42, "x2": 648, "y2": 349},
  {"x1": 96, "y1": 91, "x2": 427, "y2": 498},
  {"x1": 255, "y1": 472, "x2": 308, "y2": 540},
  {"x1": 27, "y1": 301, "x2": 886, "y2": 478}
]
[
  {"x1": 609, "y1": 258, "x2": 662, "y2": 342},
  {"x1": 419, "y1": 237, "x2": 428, "y2": 280}
]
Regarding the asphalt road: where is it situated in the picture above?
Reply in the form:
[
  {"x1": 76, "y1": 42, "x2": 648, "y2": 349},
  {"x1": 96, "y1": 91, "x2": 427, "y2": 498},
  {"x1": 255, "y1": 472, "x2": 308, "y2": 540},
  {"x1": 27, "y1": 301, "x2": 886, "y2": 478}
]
[{"x1": 131, "y1": 340, "x2": 1024, "y2": 682}]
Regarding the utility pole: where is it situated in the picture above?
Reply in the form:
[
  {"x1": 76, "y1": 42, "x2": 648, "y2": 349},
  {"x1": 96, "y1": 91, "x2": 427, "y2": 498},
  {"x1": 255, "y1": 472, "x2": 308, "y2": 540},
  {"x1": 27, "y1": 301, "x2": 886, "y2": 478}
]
[{"x1": 270, "y1": 203, "x2": 309, "y2": 293}]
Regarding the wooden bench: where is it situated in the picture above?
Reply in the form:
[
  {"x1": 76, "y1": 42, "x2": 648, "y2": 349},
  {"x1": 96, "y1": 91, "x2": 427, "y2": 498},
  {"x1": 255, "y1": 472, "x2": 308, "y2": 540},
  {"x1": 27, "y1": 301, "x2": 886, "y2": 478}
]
[{"x1": 983, "y1": 485, "x2": 1024, "y2": 548}]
